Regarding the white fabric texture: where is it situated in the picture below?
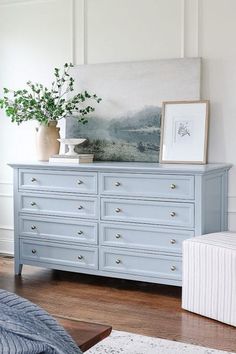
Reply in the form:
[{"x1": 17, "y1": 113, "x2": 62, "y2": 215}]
[{"x1": 182, "y1": 232, "x2": 236, "y2": 327}]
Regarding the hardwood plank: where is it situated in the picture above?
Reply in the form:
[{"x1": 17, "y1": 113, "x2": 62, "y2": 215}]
[
  {"x1": 54, "y1": 317, "x2": 111, "y2": 352},
  {"x1": 0, "y1": 257, "x2": 235, "y2": 353}
]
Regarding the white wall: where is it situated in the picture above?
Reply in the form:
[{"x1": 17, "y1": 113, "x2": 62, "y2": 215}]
[{"x1": 0, "y1": 0, "x2": 235, "y2": 253}]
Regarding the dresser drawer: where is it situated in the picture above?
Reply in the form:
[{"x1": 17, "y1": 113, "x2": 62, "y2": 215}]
[
  {"x1": 20, "y1": 193, "x2": 98, "y2": 219},
  {"x1": 100, "y1": 223, "x2": 194, "y2": 252},
  {"x1": 101, "y1": 198, "x2": 194, "y2": 228},
  {"x1": 19, "y1": 216, "x2": 98, "y2": 244},
  {"x1": 100, "y1": 247, "x2": 181, "y2": 280},
  {"x1": 100, "y1": 173, "x2": 194, "y2": 199},
  {"x1": 20, "y1": 239, "x2": 98, "y2": 269},
  {"x1": 19, "y1": 169, "x2": 97, "y2": 194}
]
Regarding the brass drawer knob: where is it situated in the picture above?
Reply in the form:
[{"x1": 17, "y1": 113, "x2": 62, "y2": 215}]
[
  {"x1": 115, "y1": 182, "x2": 121, "y2": 187},
  {"x1": 31, "y1": 225, "x2": 37, "y2": 230},
  {"x1": 78, "y1": 205, "x2": 83, "y2": 210},
  {"x1": 31, "y1": 177, "x2": 37, "y2": 182},
  {"x1": 170, "y1": 211, "x2": 176, "y2": 217},
  {"x1": 77, "y1": 180, "x2": 83, "y2": 185},
  {"x1": 170, "y1": 239, "x2": 176, "y2": 244},
  {"x1": 170, "y1": 184, "x2": 176, "y2": 189},
  {"x1": 115, "y1": 208, "x2": 121, "y2": 213},
  {"x1": 78, "y1": 255, "x2": 84, "y2": 260},
  {"x1": 171, "y1": 265, "x2": 176, "y2": 271},
  {"x1": 30, "y1": 202, "x2": 36, "y2": 206},
  {"x1": 31, "y1": 249, "x2": 37, "y2": 254},
  {"x1": 115, "y1": 233, "x2": 121, "y2": 239},
  {"x1": 77, "y1": 230, "x2": 84, "y2": 235},
  {"x1": 116, "y1": 259, "x2": 121, "y2": 264}
]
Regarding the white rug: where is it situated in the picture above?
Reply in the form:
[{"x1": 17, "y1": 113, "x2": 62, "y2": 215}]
[{"x1": 86, "y1": 330, "x2": 234, "y2": 354}]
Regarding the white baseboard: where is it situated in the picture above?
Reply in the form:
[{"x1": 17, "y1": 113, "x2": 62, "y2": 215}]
[
  {"x1": 0, "y1": 240, "x2": 14, "y2": 255},
  {"x1": 0, "y1": 228, "x2": 14, "y2": 255}
]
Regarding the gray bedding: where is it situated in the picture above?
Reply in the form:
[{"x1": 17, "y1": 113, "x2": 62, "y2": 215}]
[{"x1": 0, "y1": 289, "x2": 82, "y2": 354}]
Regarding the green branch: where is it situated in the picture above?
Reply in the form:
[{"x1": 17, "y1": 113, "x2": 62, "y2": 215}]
[{"x1": 0, "y1": 63, "x2": 102, "y2": 126}]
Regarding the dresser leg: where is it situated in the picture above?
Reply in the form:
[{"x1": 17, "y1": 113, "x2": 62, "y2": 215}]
[{"x1": 15, "y1": 263, "x2": 23, "y2": 275}]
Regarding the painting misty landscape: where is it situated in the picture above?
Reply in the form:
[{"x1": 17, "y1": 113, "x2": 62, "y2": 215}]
[
  {"x1": 67, "y1": 59, "x2": 201, "y2": 162},
  {"x1": 66, "y1": 106, "x2": 161, "y2": 162}
]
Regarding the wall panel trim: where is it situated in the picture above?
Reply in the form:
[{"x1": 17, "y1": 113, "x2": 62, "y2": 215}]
[
  {"x1": 73, "y1": 0, "x2": 87, "y2": 65},
  {"x1": 0, "y1": 225, "x2": 14, "y2": 231},
  {"x1": 195, "y1": 0, "x2": 199, "y2": 57},
  {"x1": 183, "y1": 0, "x2": 199, "y2": 57},
  {"x1": 83, "y1": 0, "x2": 88, "y2": 64},
  {"x1": 71, "y1": 0, "x2": 76, "y2": 64},
  {"x1": 0, "y1": 0, "x2": 54, "y2": 6},
  {"x1": 180, "y1": 0, "x2": 185, "y2": 58}
]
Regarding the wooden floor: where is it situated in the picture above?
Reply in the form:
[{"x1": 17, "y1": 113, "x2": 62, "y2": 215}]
[{"x1": 0, "y1": 256, "x2": 235, "y2": 352}]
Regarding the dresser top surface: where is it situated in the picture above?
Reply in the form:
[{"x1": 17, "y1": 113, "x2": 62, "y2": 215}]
[{"x1": 9, "y1": 161, "x2": 232, "y2": 174}]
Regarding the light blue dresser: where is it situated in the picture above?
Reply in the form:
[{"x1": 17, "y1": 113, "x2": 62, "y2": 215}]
[{"x1": 10, "y1": 162, "x2": 231, "y2": 286}]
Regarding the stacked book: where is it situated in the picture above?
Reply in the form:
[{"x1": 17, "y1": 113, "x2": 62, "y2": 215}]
[{"x1": 49, "y1": 154, "x2": 94, "y2": 164}]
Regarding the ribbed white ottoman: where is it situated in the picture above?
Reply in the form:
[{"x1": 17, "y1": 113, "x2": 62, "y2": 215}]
[{"x1": 182, "y1": 232, "x2": 236, "y2": 327}]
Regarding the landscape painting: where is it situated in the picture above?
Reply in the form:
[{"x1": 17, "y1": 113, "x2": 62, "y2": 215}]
[{"x1": 66, "y1": 58, "x2": 201, "y2": 162}]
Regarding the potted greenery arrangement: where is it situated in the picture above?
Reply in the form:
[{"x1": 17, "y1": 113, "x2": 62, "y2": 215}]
[{"x1": 0, "y1": 63, "x2": 101, "y2": 161}]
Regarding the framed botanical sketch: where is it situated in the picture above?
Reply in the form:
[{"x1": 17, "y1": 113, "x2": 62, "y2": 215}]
[{"x1": 160, "y1": 100, "x2": 209, "y2": 164}]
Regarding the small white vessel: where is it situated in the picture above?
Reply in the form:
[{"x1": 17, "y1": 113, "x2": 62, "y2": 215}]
[{"x1": 57, "y1": 138, "x2": 87, "y2": 156}]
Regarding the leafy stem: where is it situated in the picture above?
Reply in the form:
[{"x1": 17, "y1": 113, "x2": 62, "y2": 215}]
[{"x1": 0, "y1": 63, "x2": 101, "y2": 126}]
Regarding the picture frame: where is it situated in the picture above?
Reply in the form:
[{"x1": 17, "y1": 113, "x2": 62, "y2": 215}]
[{"x1": 160, "y1": 100, "x2": 209, "y2": 164}]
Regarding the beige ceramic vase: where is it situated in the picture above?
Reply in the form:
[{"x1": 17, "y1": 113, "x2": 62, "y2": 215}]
[{"x1": 36, "y1": 121, "x2": 60, "y2": 161}]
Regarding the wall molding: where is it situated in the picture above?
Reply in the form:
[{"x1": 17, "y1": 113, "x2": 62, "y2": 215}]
[
  {"x1": 0, "y1": 194, "x2": 13, "y2": 198},
  {"x1": 68, "y1": 0, "x2": 200, "y2": 63},
  {"x1": 83, "y1": 0, "x2": 88, "y2": 64},
  {"x1": 195, "y1": 0, "x2": 199, "y2": 57},
  {"x1": 72, "y1": 0, "x2": 87, "y2": 65},
  {"x1": 70, "y1": 0, "x2": 76, "y2": 64},
  {"x1": 183, "y1": 0, "x2": 199, "y2": 58},
  {"x1": 180, "y1": 0, "x2": 185, "y2": 58},
  {"x1": 75, "y1": 0, "x2": 190, "y2": 63},
  {"x1": 0, "y1": 225, "x2": 14, "y2": 231},
  {"x1": 0, "y1": 0, "x2": 54, "y2": 6},
  {"x1": 0, "y1": 180, "x2": 13, "y2": 197}
]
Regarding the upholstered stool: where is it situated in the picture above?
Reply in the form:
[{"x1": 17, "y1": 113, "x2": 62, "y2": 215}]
[{"x1": 182, "y1": 232, "x2": 236, "y2": 327}]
